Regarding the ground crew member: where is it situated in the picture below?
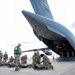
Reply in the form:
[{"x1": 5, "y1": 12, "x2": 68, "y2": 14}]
[
  {"x1": 14, "y1": 43, "x2": 21, "y2": 71},
  {"x1": 0, "y1": 51, "x2": 3, "y2": 64},
  {"x1": 3, "y1": 52, "x2": 8, "y2": 63}
]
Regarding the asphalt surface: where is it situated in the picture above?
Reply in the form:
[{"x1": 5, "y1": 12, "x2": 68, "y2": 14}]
[{"x1": 0, "y1": 60, "x2": 75, "y2": 75}]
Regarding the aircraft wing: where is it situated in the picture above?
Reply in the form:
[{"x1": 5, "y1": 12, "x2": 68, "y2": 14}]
[{"x1": 21, "y1": 47, "x2": 52, "y2": 55}]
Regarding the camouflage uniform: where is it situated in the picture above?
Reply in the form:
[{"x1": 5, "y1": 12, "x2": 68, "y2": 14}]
[
  {"x1": 9, "y1": 56, "x2": 15, "y2": 63},
  {"x1": 37, "y1": 54, "x2": 53, "y2": 70},
  {"x1": 15, "y1": 55, "x2": 20, "y2": 70},
  {"x1": 21, "y1": 55, "x2": 27, "y2": 64},
  {"x1": 3, "y1": 52, "x2": 8, "y2": 63},
  {"x1": 32, "y1": 50, "x2": 41, "y2": 66},
  {"x1": 0, "y1": 51, "x2": 3, "y2": 64},
  {"x1": 21, "y1": 56, "x2": 24, "y2": 64},
  {"x1": 42, "y1": 55, "x2": 53, "y2": 69},
  {"x1": 14, "y1": 44, "x2": 21, "y2": 71}
]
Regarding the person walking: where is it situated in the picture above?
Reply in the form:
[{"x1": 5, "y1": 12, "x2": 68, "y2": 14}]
[{"x1": 14, "y1": 43, "x2": 21, "y2": 71}]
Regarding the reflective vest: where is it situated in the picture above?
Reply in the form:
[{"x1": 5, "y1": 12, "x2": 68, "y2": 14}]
[{"x1": 14, "y1": 46, "x2": 19, "y2": 55}]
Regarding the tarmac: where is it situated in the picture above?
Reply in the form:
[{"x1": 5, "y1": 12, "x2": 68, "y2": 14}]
[{"x1": 0, "y1": 60, "x2": 75, "y2": 75}]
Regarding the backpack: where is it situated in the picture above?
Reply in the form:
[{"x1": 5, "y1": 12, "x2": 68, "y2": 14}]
[{"x1": 14, "y1": 46, "x2": 19, "y2": 55}]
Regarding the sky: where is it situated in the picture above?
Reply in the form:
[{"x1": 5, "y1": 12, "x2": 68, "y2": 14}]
[{"x1": 0, "y1": 0, "x2": 75, "y2": 58}]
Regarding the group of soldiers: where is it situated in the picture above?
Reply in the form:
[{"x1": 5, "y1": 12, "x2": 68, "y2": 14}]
[
  {"x1": 0, "y1": 43, "x2": 54, "y2": 71},
  {"x1": 32, "y1": 50, "x2": 54, "y2": 70},
  {"x1": 21, "y1": 50, "x2": 54, "y2": 70},
  {"x1": 0, "y1": 51, "x2": 8, "y2": 64},
  {"x1": 0, "y1": 51, "x2": 15, "y2": 66},
  {"x1": 14, "y1": 43, "x2": 54, "y2": 71}
]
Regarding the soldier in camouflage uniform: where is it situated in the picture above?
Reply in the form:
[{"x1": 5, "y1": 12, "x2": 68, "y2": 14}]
[
  {"x1": 14, "y1": 43, "x2": 21, "y2": 71},
  {"x1": 0, "y1": 51, "x2": 3, "y2": 64},
  {"x1": 8, "y1": 56, "x2": 15, "y2": 67},
  {"x1": 21, "y1": 55, "x2": 27, "y2": 64},
  {"x1": 3, "y1": 52, "x2": 8, "y2": 63},
  {"x1": 21, "y1": 56, "x2": 24, "y2": 64},
  {"x1": 32, "y1": 50, "x2": 41, "y2": 67},
  {"x1": 39, "y1": 54, "x2": 54, "y2": 69},
  {"x1": 8, "y1": 56, "x2": 15, "y2": 63}
]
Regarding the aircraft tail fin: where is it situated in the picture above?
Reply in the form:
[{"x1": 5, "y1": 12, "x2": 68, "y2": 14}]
[{"x1": 30, "y1": 0, "x2": 54, "y2": 20}]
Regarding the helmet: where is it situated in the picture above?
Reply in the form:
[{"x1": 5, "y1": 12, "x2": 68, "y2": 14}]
[{"x1": 18, "y1": 43, "x2": 21, "y2": 46}]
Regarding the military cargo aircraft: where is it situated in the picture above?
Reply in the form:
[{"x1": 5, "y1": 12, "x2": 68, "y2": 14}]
[{"x1": 22, "y1": 0, "x2": 75, "y2": 58}]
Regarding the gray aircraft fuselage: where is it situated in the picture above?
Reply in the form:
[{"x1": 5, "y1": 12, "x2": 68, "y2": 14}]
[{"x1": 22, "y1": 10, "x2": 75, "y2": 57}]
